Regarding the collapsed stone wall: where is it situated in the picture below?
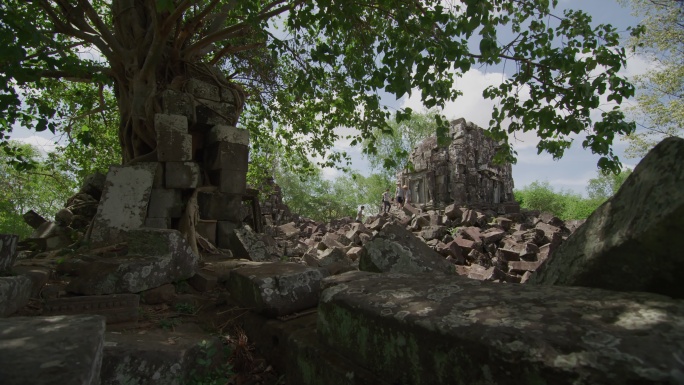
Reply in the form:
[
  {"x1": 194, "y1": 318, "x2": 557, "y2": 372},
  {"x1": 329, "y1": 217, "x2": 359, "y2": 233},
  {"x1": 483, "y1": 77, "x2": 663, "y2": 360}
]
[
  {"x1": 399, "y1": 118, "x2": 515, "y2": 211},
  {"x1": 86, "y1": 68, "x2": 251, "y2": 253}
]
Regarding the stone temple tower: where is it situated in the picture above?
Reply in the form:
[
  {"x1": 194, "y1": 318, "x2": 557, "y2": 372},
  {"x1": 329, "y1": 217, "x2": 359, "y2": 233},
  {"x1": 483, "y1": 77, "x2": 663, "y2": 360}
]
[{"x1": 398, "y1": 118, "x2": 517, "y2": 212}]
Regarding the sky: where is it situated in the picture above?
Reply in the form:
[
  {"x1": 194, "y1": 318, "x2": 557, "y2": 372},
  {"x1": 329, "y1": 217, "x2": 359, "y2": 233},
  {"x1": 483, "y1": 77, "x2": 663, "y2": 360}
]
[{"x1": 10, "y1": 0, "x2": 648, "y2": 196}]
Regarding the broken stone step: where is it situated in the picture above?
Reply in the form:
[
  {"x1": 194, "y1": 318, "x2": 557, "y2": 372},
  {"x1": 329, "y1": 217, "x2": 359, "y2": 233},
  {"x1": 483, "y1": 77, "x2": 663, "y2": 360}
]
[
  {"x1": 318, "y1": 273, "x2": 684, "y2": 385},
  {"x1": 42, "y1": 294, "x2": 139, "y2": 324}
]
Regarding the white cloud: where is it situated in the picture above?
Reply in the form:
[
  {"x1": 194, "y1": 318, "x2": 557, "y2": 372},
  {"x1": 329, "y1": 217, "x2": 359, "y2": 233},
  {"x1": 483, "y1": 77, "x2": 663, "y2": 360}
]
[{"x1": 14, "y1": 135, "x2": 58, "y2": 156}]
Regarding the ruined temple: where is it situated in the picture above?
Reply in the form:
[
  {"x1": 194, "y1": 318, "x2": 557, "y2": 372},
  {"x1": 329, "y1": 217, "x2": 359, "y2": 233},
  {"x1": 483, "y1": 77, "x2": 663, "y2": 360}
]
[{"x1": 398, "y1": 118, "x2": 516, "y2": 211}]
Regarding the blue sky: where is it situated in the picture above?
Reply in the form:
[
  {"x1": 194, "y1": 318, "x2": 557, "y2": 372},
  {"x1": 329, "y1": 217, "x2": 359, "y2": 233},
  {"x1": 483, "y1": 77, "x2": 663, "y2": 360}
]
[{"x1": 11, "y1": 0, "x2": 647, "y2": 196}]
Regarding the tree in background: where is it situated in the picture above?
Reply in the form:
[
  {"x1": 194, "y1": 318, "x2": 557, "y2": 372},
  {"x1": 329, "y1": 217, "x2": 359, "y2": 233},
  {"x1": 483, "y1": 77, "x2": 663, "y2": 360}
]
[
  {"x1": 586, "y1": 168, "x2": 633, "y2": 200},
  {"x1": 1, "y1": 0, "x2": 639, "y2": 178},
  {"x1": 620, "y1": 0, "x2": 684, "y2": 157},
  {"x1": 515, "y1": 169, "x2": 632, "y2": 220},
  {"x1": 363, "y1": 110, "x2": 441, "y2": 180},
  {"x1": 0, "y1": 142, "x2": 76, "y2": 238}
]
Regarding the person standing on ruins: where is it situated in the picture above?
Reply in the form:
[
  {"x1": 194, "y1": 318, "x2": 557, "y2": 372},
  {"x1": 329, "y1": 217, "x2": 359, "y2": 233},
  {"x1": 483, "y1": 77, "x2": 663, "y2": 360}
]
[
  {"x1": 403, "y1": 185, "x2": 411, "y2": 207},
  {"x1": 395, "y1": 183, "x2": 404, "y2": 208},
  {"x1": 382, "y1": 188, "x2": 391, "y2": 213},
  {"x1": 356, "y1": 206, "x2": 365, "y2": 222}
]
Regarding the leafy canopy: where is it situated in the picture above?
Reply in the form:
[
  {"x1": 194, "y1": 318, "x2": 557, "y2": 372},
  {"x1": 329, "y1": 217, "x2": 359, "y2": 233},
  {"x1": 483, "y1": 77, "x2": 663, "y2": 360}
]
[
  {"x1": 0, "y1": 0, "x2": 638, "y2": 174},
  {"x1": 619, "y1": 0, "x2": 684, "y2": 157}
]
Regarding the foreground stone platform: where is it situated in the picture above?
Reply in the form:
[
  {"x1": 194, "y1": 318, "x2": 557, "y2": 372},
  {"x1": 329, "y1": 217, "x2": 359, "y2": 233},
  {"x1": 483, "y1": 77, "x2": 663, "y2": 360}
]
[
  {"x1": 318, "y1": 273, "x2": 684, "y2": 385},
  {"x1": 0, "y1": 315, "x2": 106, "y2": 385}
]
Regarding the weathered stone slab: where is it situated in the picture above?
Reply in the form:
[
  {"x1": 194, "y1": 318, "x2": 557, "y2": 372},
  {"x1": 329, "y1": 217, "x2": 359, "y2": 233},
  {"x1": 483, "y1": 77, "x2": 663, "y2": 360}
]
[
  {"x1": 0, "y1": 233, "x2": 19, "y2": 272},
  {"x1": 101, "y1": 330, "x2": 225, "y2": 385},
  {"x1": 89, "y1": 163, "x2": 158, "y2": 245},
  {"x1": 65, "y1": 229, "x2": 198, "y2": 295},
  {"x1": 530, "y1": 137, "x2": 684, "y2": 298},
  {"x1": 155, "y1": 114, "x2": 192, "y2": 162},
  {"x1": 11, "y1": 265, "x2": 51, "y2": 297},
  {"x1": 205, "y1": 125, "x2": 248, "y2": 153},
  {"x1": 230, "y1": 225, "x2": 279, "y2": 262},
  {"x1": 0, "y1": 275, "x2": 32, "y2": 316},
  {"x1": 0, "y1": 315, "x2": 105, "y2": 385},
  {"x1": 318, "y1": 273, "x2": 684, "y2": 385},
  {"x1": 165, "y1": 161, "x2": 201, "y2": 188},
  {"x1": 43, "y1": 294, "x2": 139, "y2": 324},
  {"x1": 359, "y1": 223, "x2": 453, "y2": 274},
  {"x1": 147, "y1": 188, "x2": 183, "y2": 218},
  {"x1": 226, "y1": 262, "x2": 327, "y2": 317},
  {"x1": 208, "y1": 167, "x2": 247, "y2": 194},
  {"x1": 197, "y1": 191, "x2": 243, "y2": 221},
  {"x1": 23, "y1": 210, "x2": 47, "y2": 229}
]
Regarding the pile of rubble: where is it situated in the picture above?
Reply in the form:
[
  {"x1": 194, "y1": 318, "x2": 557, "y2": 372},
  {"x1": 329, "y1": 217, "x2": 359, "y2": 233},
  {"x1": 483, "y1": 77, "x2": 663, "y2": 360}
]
[{"x1": 241, "y1": 203, "x2": 584, "y2": 284}]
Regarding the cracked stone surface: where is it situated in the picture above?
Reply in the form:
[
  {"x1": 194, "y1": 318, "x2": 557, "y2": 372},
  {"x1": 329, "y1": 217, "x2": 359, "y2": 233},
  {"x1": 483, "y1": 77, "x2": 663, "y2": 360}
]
[{"x1": 318, "y1": 273, "x2": 684, "y2": 385}]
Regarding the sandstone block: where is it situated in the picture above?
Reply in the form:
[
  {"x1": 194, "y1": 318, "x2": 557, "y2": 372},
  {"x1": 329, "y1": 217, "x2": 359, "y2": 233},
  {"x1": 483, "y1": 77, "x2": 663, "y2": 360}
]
[
  {"x1": 185, "y1": 78, "x2": 220, "y2": 102},
  {"x1": 147, "y1": 188, "x2": 183, "y2": 218},
  {"x1": 530, "y1": 137, "x2": 684, "y2": 299},
  {"x1": 165, "y1": 161, "x2": 201, "y2": 188},
  {"x1": 89, "y1": 163, "x2": 158, "y2": 245},
  {"x1": 197, "y1": 191, "x2": 243, "y2": 221},
  {"x1": 360, "y1": 223, "x2": 453, "y2": 274},
  {"x1": 208, "y1": 168, "x2": 247, "y2": 195},
  {"x1": 43, "y1": 294, "x2": 139, "y2": 324},
  {"x1": 159, "y1": 89, "x2": 196, "y2": 125},
  {"x1": 206, "y1": 125, "x2": 250, "y2": 145},
  {"x1": 226, "y1": 262, "x2": 327, "y2": 317},
  {"x1": 0, "y1": 234, "x2": 19, "y2": 272},
  {"x1": 0, "y1": 275, "x2": 32, "y2": 316}
]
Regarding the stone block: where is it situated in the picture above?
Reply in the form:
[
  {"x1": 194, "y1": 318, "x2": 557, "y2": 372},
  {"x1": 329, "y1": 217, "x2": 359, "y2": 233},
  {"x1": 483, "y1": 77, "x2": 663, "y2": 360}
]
[
  {"x1": 360, "y1": 223, "x2": 453, "y2": 274},
  {"x1": 165, "y1": 161, "x2": 201, "y2": 188},
  {"x1": 88, "y1": 163, "x2": 158, "y2": 245},
  {"x1": 197, "y1": 191, "x2": 243, "y2": 221},
  {"x1": 65, "y1": 229, "x2": 198, "y2": 295},
  {"x1": 155, "y1": 113, "x2": 188, "y2": 133},
  {"x1": 205, "y1": 141, "x2": 249, "y2": 171},
  {"x1": 318, "y1": 273, "x2": 684, "y2": 385},
  {"x1": 11, "y1": 265, "x2": 51, "y2": 298},
  {"x1": 147, "y1": 188, "x2": 183, "y2": 218},
  {"x1": 101, "y1": 330, "x2": 225, "y2": 385},
  {"x1": 0, "y1": 234, "x2": 19, "y2": 272},
  {"x1": 195, "y1": 99, "x2": 238, "y2": 127},
  {"x1": 0, "y1": 315, "x2": 105, "y2": 385},
  {"x1": 231, "y1": 225, "x2": 279, "y2": 262},
  {"x1": 196, "y1": 220, "x2": 217, "y2": 245},
  {"x1": 209, "y1": 169, "x2": 247, "y2": 195},
  {"x1": 226, "y1": 262, "x2": 327, "y2": 317},
  {"x1": 22, "y1": 210, "x2": 46, "y2": 229},
  {"x1": 159, "y1": 89, "x2": 196, "y2": 125},
  {"x1": 43, "y1": 294, "x2": 140, "y2": 324},
  {"x1": 530, "y1": 138, "x2": 684, "y2": 299},
  {"x1": 185, "y1": 78, "x2": 220, "y2": 102},
  {"x1": 144, "y1": 217, "x2": 171, "y2": 229},
  {"x1": 157, "y1": 129, "x2": 193, "y2": 162},
  {"x1": 187, "y1": 271, "x2": 217, "y2": 292},
  {"x1": 206, "y1": 125, "x2": 249, "y2": 145},
  {"x1": 216, "y1": 221, "x2": 239, "y2": 249},
  {"x1": 0, "y1": 275, "x2": 32, "y2": 316}
]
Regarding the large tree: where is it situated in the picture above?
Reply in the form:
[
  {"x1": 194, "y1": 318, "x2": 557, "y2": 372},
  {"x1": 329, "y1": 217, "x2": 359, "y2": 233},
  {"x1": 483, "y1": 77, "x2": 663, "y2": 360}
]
[
  {"x1": 620, "y1": 0, "x2": 684, "y2": 157},
  {"x1": 1, "y1": 0, "x2": 638, "y2": 175}
]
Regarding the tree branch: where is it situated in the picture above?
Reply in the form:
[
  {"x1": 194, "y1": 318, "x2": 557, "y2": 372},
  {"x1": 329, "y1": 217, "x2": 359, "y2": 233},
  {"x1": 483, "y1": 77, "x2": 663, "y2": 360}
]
[
  {"x1": 209, "y1": 42, "x2": 266, "y2": 65},
  {"x1": 183, "y1": 0, "x2": 297, "y2": 59},
  {"x1": 77, "y1": 0, "x2": 126, "y2": 56}
]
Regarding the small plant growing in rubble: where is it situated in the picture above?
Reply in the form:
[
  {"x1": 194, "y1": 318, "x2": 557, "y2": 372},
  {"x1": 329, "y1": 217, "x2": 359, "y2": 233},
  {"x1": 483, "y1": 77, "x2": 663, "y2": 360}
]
[
  {"x1": 182, "y1": 340, "x2": 233, "y2": 385},
  {"x1": 174, "y1": 302, "x2": 196, "y2": 315},
  {"x1": 159, "y1": 317, "x2": 181, "y2": 331}
]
